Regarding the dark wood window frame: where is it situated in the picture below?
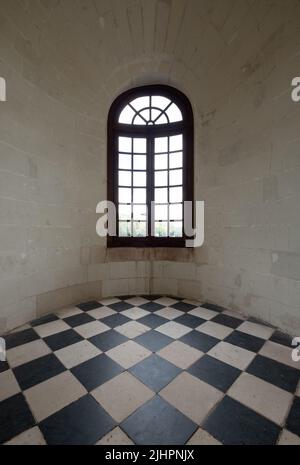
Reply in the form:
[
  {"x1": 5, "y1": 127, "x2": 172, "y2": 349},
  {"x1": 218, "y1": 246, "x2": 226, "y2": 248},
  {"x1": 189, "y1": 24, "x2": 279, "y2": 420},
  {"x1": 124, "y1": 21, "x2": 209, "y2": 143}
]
[{"x1": 107, "y1": 84, "x2": 194, "y2": 248}]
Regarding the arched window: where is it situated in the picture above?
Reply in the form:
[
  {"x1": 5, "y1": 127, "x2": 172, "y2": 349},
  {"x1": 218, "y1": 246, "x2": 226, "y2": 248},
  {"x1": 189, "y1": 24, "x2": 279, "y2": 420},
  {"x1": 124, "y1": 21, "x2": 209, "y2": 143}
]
[{"x1": 107, "y1": 85, "x2": 194, "y2": 247}]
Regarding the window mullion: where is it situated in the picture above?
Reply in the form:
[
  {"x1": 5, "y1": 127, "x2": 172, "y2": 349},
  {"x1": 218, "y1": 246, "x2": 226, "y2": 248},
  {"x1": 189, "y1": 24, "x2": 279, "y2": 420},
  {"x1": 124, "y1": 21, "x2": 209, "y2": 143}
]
[
  {"x1": 115, "y1": 131, "x2": 120, "y2": 237},
  {"x1": 167, "y1": 135, "x2": 170, "y2": 237},
  {"x1": 147, "y1": 135, "x2": 154, "y2": 239}
]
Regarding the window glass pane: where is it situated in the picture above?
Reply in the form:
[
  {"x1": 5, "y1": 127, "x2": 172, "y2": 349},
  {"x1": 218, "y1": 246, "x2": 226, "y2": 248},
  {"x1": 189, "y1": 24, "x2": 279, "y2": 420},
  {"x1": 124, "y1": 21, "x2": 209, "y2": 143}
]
[
  {"x1": 133, "y1": 171, "x2": 146, "y2": 187},
  {"x1": 151, "y1": 96, "x2": 171, "y2": 110},
  {"x1": 133, "y1": 115, "x2": 146, "y2": 125},
  {"x1": 133, "y1": 222, "x2": 147, "y2": 237},
  {"x1": 119, "y1": 204, "x2": 131, "y2": 220},
  {"x1": 169, "y1": 151, "x2": 183, "y2": 169},
  {"x1": 139, "y1": 109, "x2": 150, "y2": 122},
  {"x1": 119, "y1": 137, "x2": 132, "y2": 152},
  {"x1": 133, "y1": 188, "x2": 146, "y2": 204},
  {"x1": 155, "y1": 188, "x2": 168, "y2": 204},
  {"x1": 133, "y1": 204, "x2": 147, "y2": 221},
  {"x1": 169, "y1": 221, "x2": 183, "y2": 237},
  {"x1": 169, "y1": 169, "x2": 182, "y2": 186},
  {"x1": 133, "y1": 155, "x2": 146, "y2": 170},
  {"x1": 119, "y1": 154, "x2": 131, "y2": 170},
  {"x1": 119, "y1": 188, "x2": 131, "y2": 203},
  {"x1": 169, "y1": 204, "x2": 183, "y2": 220},
  {"x1": 166, "y1": 103, "x2": 182, "y2": 122},
  {"x1": 151, "y1": 108, "x2": 161, "y2": 121},
  {"x1": 130, "y1": 96, "x2": 150, "y2": 111},
  {"x1": 155, "y1": 154, "x2": 168, "y2": 170},
  {"x1": 119, "y1": 105, "x2": 136, "y2": 124},
  {"x1": 155, "y1": 170, "x2": 168, "y2": 187},
  {"x1": 133, "y1": 138, "x2": 147, "y2": 153},
  {"x1": 169, "y1": 134, "x2": 182, "y2": 151},
  {"x1": 155, "y1": 222, "x2": 168, "y2": 237},
  {"x1": 155, "y1": 204, "x2": 168, "y2": 221},
  {"x1": 155, "y1": 113, "x2": 168, "y2": 124},
  {"x1": 155, "y1": 137, "x2": 168, "y2": 153},
  {"x1": 119, "y1": 171, "x2": 132, "y2": 187},
  {"x1": 119, "y1": 222, "x2": 131, "y2": 237},
  {"x1": 169, "y1": 186, "x2": 182, "y2": 203}
]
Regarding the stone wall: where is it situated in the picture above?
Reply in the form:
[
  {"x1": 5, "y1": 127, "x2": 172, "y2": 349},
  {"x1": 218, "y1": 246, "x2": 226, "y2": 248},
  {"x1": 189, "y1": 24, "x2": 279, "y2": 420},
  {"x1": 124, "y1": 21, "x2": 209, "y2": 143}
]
[{"x1": 0, "y1": 0, "x2": 299, "y2": 334}]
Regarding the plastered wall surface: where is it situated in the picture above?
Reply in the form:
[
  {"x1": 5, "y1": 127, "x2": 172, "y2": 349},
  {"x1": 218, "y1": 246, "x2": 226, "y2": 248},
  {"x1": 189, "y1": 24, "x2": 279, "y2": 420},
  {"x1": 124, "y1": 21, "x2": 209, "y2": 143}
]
[{"x1": 0, "y1": 0, "x2": 299, "y2": 335}]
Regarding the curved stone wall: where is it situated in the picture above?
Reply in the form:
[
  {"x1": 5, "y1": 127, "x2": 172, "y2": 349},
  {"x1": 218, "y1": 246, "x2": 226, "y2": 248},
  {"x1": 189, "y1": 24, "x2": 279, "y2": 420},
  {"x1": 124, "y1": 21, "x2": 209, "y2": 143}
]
[{"x1": 0, "y1": 0, "x2": 299, "y2": 335}]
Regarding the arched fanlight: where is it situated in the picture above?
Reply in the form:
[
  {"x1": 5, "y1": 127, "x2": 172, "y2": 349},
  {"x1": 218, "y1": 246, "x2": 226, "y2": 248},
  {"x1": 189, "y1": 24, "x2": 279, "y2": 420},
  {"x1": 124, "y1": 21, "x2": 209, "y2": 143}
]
[{"x1": 119, "y1": 95, "x2": 183, "y2": 125}]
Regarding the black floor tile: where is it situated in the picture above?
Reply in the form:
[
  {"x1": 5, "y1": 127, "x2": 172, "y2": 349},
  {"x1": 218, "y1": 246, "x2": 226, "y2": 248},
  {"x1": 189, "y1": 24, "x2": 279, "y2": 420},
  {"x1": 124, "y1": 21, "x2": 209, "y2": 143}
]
[
  {"x1": 188, "y1": 355, "x2": 241, "y2": 392},
  {"x1": 135, "y1": 330, "x2": 173, "y2": 352},
  {"x1": 13, "y1": 354, "x2": 66, "y2": 390},
  {"x1": 77, "y1": 301, "x2": 103, "y2": 311},
  {"x1": 40, "y1": 395, "x2": 115, "y2": 445},
  {"x1": 180, "y1": 330, "x2": 219, "y2": 352},
  {"x1": 119, "y1": 295, "x2": 136, "y2": 300},
  {"x1": 130, "y1": 354, "x2": 180, "y2": 392},
  {"x1": 101, "y1": 313, "x2": 131, "y2": 329},
  {"x1": 140, "y1": 295, "x2": 162, "y2": 301},
  {"x1": 138, "y1": 314, "x2": 169, "y2": 329},
  {"x1": 89, "y1": 330, "x2": 128, "y2": 352},
  {"x1": 166, "y1": 295, "x2": 184, "y2": 300},
  {"x1": 0, "y1": 393, "x2": 35, "y2": 444},
  {"x1": 63, "y1": 313, "x2": 95, "y2": 328},
  {"x1": 30, "y1": 314, "x2": 59, "y2": 327},
  {"x1": 108, "y1": 302, "x2": 134, "y2": 312},
  {"x1": 225, "y1": 331, "x2": 265, "y2": 353},
  {"x1": 246, "y1": 355, "x2": 300, "y2": 393},
  {"x1": 0, "y1": 361, "x2": 10, "y2": 373},
  {"x1": 171, "y1": 302, "x2": 197, "y2": 312},
  {"x1": 174, "y1": 314, "x2": 205, "y2": 328},
  {"x1": 270, "y1": 330, "x2": 293, "y2": 348},
  {"x1": 211, "y1": 314, "x2": 243, "y2": 329},
  {"x1": 201, "y1": 303, "x2": 224, "y2": 312},
  {"x1": 44, "y1": 329, "x2": 84, "y2": 351},
  {"x1": 285, "y1": 397, "x2": 300, "y2": 437},
  {"x1": 139, "y1": 302, "x2": 164, "y2": 312},
  {"x1": 4, "y1": 328, "x2": 39, "y2": 350},
  {"x1": 203, "y1": 396, "x2": 281, "y2": 445},
  {"x1": 121, "y1": 396, "x2": 197, "y2": 445},
  {"x1": 71, "y1": 354, "x2": 123, "y2": 391}
]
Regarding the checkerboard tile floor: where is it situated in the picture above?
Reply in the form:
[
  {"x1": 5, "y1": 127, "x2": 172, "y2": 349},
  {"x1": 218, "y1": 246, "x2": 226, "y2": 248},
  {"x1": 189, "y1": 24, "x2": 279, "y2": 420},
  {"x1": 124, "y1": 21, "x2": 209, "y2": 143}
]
[{"x1": 1, "y1": 296, "x2": 299, "y2": 445}]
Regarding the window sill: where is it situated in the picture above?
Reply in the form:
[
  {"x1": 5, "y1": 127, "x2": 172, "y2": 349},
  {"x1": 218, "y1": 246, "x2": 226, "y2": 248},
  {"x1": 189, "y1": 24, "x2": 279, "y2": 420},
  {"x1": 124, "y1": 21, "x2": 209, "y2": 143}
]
[{"x1": 107, "y1": 237, "x2": 187, "y2": 248}]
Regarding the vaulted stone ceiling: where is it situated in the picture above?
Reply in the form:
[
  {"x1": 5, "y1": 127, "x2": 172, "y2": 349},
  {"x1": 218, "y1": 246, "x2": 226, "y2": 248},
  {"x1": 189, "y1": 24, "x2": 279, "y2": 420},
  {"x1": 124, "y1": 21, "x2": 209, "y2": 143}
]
[{"x1": 2, "y1": 0, "x2": 299, "y2": 118}]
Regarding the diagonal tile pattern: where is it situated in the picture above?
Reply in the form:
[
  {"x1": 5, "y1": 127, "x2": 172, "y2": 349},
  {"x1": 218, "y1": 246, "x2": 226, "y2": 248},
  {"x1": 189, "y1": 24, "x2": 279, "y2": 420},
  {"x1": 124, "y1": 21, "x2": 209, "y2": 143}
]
[{"x1": 0, "y1": 295, "x2": 299, "y2": 445}]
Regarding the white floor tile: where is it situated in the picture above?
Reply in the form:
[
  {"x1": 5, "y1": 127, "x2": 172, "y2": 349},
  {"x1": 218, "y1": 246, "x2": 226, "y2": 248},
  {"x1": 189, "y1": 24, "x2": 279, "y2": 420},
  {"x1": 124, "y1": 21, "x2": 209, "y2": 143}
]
[
  {"x1": 0, "y1": 370, "x2": 20, "y2": 402},
  {"x1": 92, "y1": 372, "x2": 154, "y2": 422},
  {"x1": 208, "y1": 341, "x2": 255, "y2": 370},
  {"x1": 160, "y1": 372, "x2": 223, "y2": 424},
  {"x1": 156, "y1": 321, "x2": 192, "y2": 339},
  {"x1": 106, "y1": 341, "x2": 151, "y2": 369},
  {"x1": 158, "y1": 341, "x2": 203, "y2": 369},
  {"x1": 6, "y1": 340, "x2": 51, "y2": 368},
  {"x1": 24, "y1": 371, "x2": 86, "y2": 422},
  {"x1": 55, "y1": 340, "x2": 101, "y2": 369},
  {"x1": 228, "y1": 372, "x2": 293, "y2": 425}
]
